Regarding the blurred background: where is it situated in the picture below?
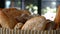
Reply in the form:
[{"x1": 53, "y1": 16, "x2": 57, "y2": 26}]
[{"x1": 0, "y1": 0, "x2": 60, "y2": 21}]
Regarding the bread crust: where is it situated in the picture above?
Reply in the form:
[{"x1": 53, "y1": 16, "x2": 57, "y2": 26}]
[
  {"x1": 2, "y1": 8, "x2": 31, "y2": 24},
  {"x1": 21, "y1": 16, "x2": 47, "y2": 30},
  {"x1": 0, "y1": 11, "x2": 17, "y2": 29}
]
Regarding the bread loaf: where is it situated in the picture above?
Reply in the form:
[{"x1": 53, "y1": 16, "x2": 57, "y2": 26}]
[
  {"x1": 54, "y1": 5, "x2": 60, "y2": 29},
  {"x1": 0, "y1": 11, "x2": 17, "y2": 29},
  {"x1": 45, "y1": 19, "x2": 56, "y2": 30},
  {"x1": 21, "y1": 16, "x2": 47, "y2": 30},
  {"x1": 2, "y1": 8, "x2": 31, "y2": 24}
]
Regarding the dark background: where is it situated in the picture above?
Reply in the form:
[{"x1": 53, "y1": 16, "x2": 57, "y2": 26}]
[{"x1": 0, "y1": 0, "x2": 5, "y2": 8}]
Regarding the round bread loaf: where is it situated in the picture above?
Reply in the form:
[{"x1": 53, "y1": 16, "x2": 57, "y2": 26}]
[
  {"x1": 21, "y1": 16, "x2": 47, "y2": 30},
  {"x1": 2, "y1": 8, "x2": 31, "y2": 24},
  {"x1": 0, "y1": 11, "x2": 17, "y2": 29}
]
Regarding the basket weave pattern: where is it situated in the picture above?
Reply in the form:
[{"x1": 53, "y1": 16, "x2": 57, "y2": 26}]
[{"x1": 0, "y1": 28, "x2": 60, "y2": 34}]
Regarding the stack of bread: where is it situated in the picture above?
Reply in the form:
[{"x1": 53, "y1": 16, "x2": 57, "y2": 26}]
[{"x1": 0, "y1": 8, "x2": 57, "y2": 30}]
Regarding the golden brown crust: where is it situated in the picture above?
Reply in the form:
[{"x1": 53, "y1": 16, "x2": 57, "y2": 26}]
[
  {"x1": 54, "y1": 5, "x2": 60, "y2": 24},
  {"x1": 2, "y1": 8, "x2": 31, "y2": 24},
  {"x1": 0, "y1": 10, "x2": 17, "y2": 29},
  {"x1": 21, "y1": 16, "x2": 46, "y2": 30},
  {"x1": 54, "y1": 5, "x2": 60, "y2": 29}
]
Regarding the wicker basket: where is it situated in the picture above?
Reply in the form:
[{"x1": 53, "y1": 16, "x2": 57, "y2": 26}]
[{"x1": 0, "y1": 28, "x2": 60, "y2": 34}]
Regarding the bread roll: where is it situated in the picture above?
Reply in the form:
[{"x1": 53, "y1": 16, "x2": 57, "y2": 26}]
[
  {"x1": 21, "y1": 16, "x2": 47, "y2": 30},
  {"x1": 0, "y1": 11, "x2": 17, "y2": 29},
  {"x1": 14, "y1": 23, "x2": 23, "y2": 29}
]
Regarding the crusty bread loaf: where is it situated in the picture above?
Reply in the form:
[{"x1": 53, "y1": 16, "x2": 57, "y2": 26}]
[
  {"x1": 54, "y1": 5, "x2": 60, "y2": 29},
  {"x1": 0, "y1": 10, "x2": 17, "y2": 29},
  {"x1": 54, "y1": 5, "x2": 60, "y2": 24},
  {"x1": 2, "y1": 8, "x2": 31, "y2": 17},
  {"x1": 2, "y1": 8, "x2": 31, "y2": 24},
  {"x1": 14, "y1": 23, "x2": 23, "y2": 29},
  {"x1": 21, "y1": 16, "x2": 47, "y2": 30},
  {"x1": 0, "y1": 8, "x2": 3, "y2": 28},
  {"x1": 45, "y1": 19, "x2": 56, "y2": 30}
]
